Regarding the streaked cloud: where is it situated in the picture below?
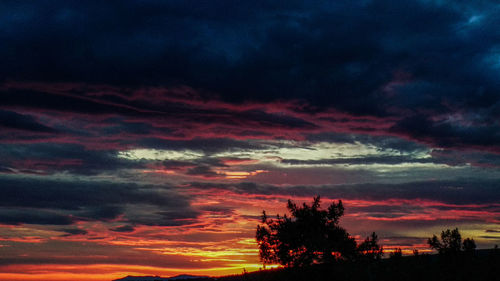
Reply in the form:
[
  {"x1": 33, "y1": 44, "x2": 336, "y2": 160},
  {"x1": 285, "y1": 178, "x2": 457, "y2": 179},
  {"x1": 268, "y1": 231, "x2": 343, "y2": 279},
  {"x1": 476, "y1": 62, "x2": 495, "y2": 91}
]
[{"x1": 1, "y1": 0, "x2": 500, "y2": 279}]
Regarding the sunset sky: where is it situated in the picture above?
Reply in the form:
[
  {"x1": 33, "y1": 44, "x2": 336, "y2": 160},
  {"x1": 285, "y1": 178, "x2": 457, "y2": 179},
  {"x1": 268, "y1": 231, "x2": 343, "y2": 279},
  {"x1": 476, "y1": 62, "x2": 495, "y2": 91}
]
[{"x1": 1, "y1": 1, "x2": 500, "y2": 280}]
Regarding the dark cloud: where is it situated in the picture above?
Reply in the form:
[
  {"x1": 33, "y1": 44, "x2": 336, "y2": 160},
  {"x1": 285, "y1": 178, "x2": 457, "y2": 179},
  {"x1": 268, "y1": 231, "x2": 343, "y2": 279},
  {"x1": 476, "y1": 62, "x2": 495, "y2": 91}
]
[
  {"x1": 306, "y1": 132, "x2": 429, "y2": 153},
  {"x1": 161, "y1": 158, "x2": 226, "y2": 170},
  {"x1": 0, "y1": 143, "x2": 145, "y2": 175},
  {"x1": 0, "y1": 109, "x2": 57, "y2": 133},
  {"x1": 0, "y1": 165, "x2": 14, "y2": 174},
  {"x1": 60, "y1": 228, "x2": 88, "y2": 236},
  {"x1": 154, "y1": 210, "x2": 201, "y2": 226},
  {"x1": 0, "y1": 176, "x2": 197, "y2": 226},
  {"x1": 0, "y1": 89, "x2": 151, "y2": 116},
  {"x1": 0, "y1": 138, "x2": 272, "y2": 176},
  {"x1": 2, "y1": 0, "x2": 499, "y2": 114},
  {"x1": 138, "y1": 137, "x2": 267, "y2": 154},
  {"x1": 186, "y1": 165, "x2": 218, "y2": 177},
  {"x1": 110, "y1": 225, "x2": 135, "y2": 233},
  {"x1": 78, "y1": 205, "x2": 124, "y2": 221},
  {"x1": 349, "y1": 204, "x2": 424, "y2": 214},
  {"x1": 0, "y1": 86, "x2": 321, "y2": 143},
  {"x1": 390, "y1": 114, "x2": 500, "y2": 151},
  {"x1": 199, "y1": 206, "x2": 236, "y2": 216},
  {"x1": 189, "y1": 178, "x2": 500, "y2": 205},
  {"x1": 0, "y1": 208, "x2": 73, "y2": 225},
  {"x1": 479, "y1": 236, "x2": 500, "y2": 240},
  {"x1": 429, "y1": 204, "x2": 500, "y2": 212},
  {"x1": 281, "y1": 155, "x2": 436, "y2": 166},
  {"x1": 161, "y1": 160, "x2": 197, "y2": 169}
]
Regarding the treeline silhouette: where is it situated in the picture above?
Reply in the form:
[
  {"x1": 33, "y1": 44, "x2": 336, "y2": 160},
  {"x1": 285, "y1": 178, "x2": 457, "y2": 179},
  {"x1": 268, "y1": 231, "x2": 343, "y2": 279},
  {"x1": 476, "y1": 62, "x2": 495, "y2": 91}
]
[
  {"x1": 217, "y1": 196, "x2": 500, "y2": 281},
  {"x1": 216, "y1": 248, "x2": 500, "y2": 281}
]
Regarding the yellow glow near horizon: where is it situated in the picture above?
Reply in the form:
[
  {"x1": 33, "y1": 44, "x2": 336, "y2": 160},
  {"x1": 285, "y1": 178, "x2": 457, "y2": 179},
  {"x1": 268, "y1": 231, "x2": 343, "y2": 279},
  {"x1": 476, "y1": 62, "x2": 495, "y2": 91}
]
[{"x1": 0, "y1": 262, "x2": 278, "y2": 281}]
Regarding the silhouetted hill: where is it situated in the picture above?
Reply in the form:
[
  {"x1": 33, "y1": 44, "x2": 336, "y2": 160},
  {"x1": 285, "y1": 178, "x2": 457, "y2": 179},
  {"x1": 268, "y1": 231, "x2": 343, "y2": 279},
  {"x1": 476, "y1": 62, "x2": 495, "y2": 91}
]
[{"x1": 114, "y1": 274, "x2": 212, "y2": 281}]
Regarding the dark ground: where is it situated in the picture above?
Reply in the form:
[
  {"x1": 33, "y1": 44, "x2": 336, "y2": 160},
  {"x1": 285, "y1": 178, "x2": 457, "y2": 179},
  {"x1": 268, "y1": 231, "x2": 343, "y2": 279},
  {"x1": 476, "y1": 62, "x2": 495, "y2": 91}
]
[
  {"x1": 215, "y1": 249, "x2": 500, "y2": 281},
  {"x1": 115, "y1": 249, "x2": 500, "y2": 281}
]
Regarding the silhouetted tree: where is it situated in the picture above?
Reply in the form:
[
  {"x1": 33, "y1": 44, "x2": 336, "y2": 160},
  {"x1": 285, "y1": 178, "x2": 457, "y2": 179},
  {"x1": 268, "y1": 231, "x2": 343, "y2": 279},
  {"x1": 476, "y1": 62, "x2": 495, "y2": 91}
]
[
  {"x1": 462, "y1": 238, "x2": 476, "y2": 252},
  {"x1": 390, "y1": 248, "x2": 403, "y2": 259},
  {"x1": 357, "y1": 232, "x2": 384, "y2": 260},
  {"x1": 428, "y1": 228, "x2": 476, "y2": 256},
  {"x1": 428, "y1": 228, "x2": 462, "y2": 255},
  {"x1": 256, "y1": 196, "x2": 358, "y2": 267}
]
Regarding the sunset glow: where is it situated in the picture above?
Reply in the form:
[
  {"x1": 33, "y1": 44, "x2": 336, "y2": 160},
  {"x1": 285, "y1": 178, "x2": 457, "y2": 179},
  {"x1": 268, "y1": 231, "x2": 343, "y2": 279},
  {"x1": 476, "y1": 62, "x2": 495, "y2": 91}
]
[{"x1": 1, "y1": 1, "x2": 500, "y2": 280}]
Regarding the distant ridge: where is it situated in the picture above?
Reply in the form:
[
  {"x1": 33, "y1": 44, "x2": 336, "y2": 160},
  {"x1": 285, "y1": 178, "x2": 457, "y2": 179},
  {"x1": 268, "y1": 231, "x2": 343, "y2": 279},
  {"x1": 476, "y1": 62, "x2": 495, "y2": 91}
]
[
  {"x1": 169, "y1": 275, "x2": 212, "y2": 281},
  {"x1": 114, "y1": 274, "x2": 212, "y2": 281}
]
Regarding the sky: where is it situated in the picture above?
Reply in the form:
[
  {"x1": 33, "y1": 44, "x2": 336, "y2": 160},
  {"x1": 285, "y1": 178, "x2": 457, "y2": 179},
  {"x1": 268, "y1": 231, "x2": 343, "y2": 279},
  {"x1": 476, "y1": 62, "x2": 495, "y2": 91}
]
[{"x1": 1, "y1": 0, "x2": 500, "y2": 280}]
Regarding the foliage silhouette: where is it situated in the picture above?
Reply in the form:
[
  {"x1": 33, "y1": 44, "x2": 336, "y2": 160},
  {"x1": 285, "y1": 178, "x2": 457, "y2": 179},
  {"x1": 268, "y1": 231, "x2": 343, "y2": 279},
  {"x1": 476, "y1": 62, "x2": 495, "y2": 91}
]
[
  {"x1": 390, "y1": 248, "x2": 403, "y2": 260},
  {"x1": 463, "y1": 237, "x2": 476, "y2": 252},
  {"x1": 218, "y1": 248, "x2": 500, "y2": 281},
  {"x1": 358, "y1": 232, "x2": 384, "y2": 260},
  {"x1": 256, "y1": 196, "x2": 381, "y2": 267},
  {"x1": 412, "y1": 249, "x2": 419, "y2": 256},
  {"x1": 230, "y1": 212, "x2": 500, "y2": 281},
  {"x1": 427, "y1": 227, "x2": 477, "y2": 258}
]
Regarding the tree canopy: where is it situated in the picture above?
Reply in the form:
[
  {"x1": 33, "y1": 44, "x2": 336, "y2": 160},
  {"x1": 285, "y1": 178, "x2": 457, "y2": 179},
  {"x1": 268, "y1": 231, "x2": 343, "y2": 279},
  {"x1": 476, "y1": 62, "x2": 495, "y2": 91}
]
[
  {"x1": 427, "y1": 228, "x2": 476, "y2": 255},
  {"x1": 357, "y1": 232, "x2": 384, "y2": 260},
  {"x1": 256, "y1": 196, "x2": 379, "y2": 267}
]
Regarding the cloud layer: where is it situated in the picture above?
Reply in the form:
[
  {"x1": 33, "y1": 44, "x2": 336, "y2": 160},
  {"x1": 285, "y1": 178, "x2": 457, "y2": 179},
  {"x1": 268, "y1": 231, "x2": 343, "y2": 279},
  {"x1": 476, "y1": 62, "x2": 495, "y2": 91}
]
[{"x1": 1, "y1": 0, "x2": 500, "y2": 280}]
